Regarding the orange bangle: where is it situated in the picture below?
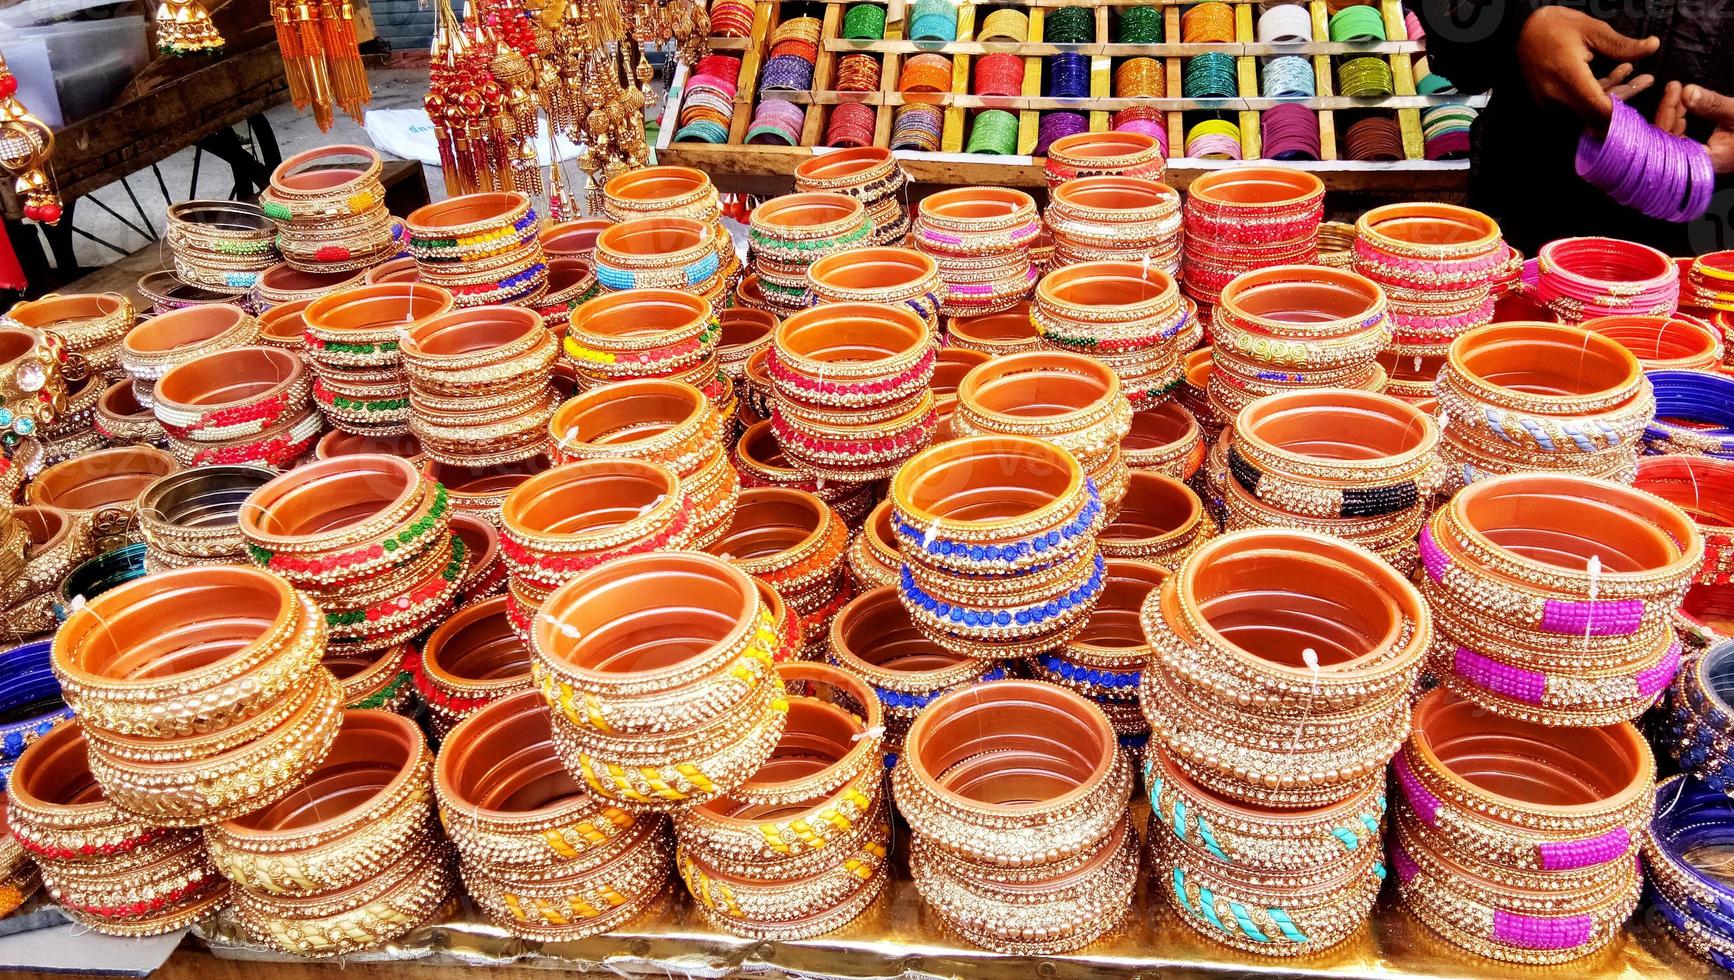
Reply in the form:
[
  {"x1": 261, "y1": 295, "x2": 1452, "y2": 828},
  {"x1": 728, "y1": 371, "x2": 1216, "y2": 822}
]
[{"x1": 899, "y1": 53, "x2": 953, "y2": 94}]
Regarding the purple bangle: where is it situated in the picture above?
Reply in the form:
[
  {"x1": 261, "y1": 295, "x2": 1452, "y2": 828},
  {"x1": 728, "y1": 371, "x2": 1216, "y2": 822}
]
[{"x1": 1035, "y1": 111, "x2": 1088, "y2": 154}]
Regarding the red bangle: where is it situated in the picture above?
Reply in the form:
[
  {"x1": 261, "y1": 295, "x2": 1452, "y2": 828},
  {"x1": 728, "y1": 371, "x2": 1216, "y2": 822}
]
[{"x1": 974, "y1": 53, "x2": 1025, "y2": 97}]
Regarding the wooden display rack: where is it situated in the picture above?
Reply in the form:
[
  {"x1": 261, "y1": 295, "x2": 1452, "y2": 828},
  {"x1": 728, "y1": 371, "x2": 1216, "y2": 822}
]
[{"x1": 657, "y1": 0, "x2": 1482, "y2": 193}]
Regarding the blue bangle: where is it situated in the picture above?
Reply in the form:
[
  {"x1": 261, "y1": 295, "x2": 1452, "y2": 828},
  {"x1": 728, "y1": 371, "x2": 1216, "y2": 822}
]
[
  {"x1": 0, "y1": 640, "x2": 71, "y2": 782},
  {"x1": 1659, "y1": 638, "x2": 1734, "y2": 789},
  {"x1": 1647, "y1": 775, "x2": 1734, "y2": 965},
  {"x1": 1645, "y1": 370, "x2": 1734, "y2": 459}
]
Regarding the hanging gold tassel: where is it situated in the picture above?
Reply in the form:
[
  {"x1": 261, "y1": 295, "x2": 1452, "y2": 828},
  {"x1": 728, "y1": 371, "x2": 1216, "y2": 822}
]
[
  {"x1": 0, "y1": 55, "x2": 61, "y2": 224},
  {"x1": 154, "y1": 0, "x2": 225, "y2": 55}
]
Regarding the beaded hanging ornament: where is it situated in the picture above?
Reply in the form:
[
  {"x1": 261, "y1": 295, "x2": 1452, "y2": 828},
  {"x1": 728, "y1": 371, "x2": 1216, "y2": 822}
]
[
  {"x1": 0, "y1": 55, "x2": 61, "y2": 225},
  {"x1": 272, "y1": 0, "x2": 372, "y2": 131},
  {"x1": 427, "y1": 0, "x2": 540, "y2": 197},
  {"x1": 155, "y1": 0, "x2": 225, "y2": 54}
]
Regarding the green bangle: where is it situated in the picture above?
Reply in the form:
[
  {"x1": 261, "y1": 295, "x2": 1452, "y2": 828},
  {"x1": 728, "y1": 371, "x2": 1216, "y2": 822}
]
[
  {"x1": 1416, "y1": 72, "x2": 1456, "y2": 95},
  {"x1": 1328, "y1": 5, "x2": 1386, "y2": 42},
  {"x1": 1046, "y1": 5, "x2": 1093, "y2": 43},
  {"x1": 843, "y1": 3, "x2": 886, "y2": 40},
  {"x1": 966, "y1": 108, "x2": 1019, "y2": 155},
  {"x1": 1117, "y1": 5, "x2": 1163, "y2": 42},
  {"x1": 1338, "y1": 56, "x2": 1394, "y2": 97}
]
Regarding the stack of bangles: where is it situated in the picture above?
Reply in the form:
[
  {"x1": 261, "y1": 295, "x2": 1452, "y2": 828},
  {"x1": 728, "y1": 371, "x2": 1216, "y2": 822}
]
[
  {"x1": 715, "y1": 308, "x2": 775, "y2": 395},
  {"x1": 0, "y1": 640, "x2": 73, "y2": 784},
  {"x1": 1645, "y1": 774, "x2": 1734, "y2": 969},
  {"x1": 546, "y1": 378, "x2": 736, "y2": 547},
  {"x1": 1220, "y1": 389, "x2": 1441, "y2": 572},
  {"x1": 206, "y1": 710, "x2": 453, "y2": 956},
  {"x1": 1328, "y1": 3, "x2": 1384, "y2": 40},
  {"x1": 794, "y1": 147, "x2": 914, "y2": 251},
  {"x1": 1208, "y1": 265, "x2": 1390, "y2": 421},
  {"x1": 747, "y1": 97, "x2": 805, "y2": 146},
  {"x1": 302, "y1": 283, "x2": 455, "y2": 436},
  {"x1": 1097, "y1": 469, "x2": 1214, "y2": 564},
  {"x1": 7, "y1": 721, "x2": 229, "y2": 935},
  {"x1": 1044, "y1": 131, "x2": 1167, "y2": 189},
  {"x1": 759, "y1": 16, "x2": 819, "y2": 109},
  {"x1": 1419, "y1": 472, "x2": 1700, "y2": 726},
  {"x1": 1121, "y1": 401, "x2": 1206, "y2": 480},
  {"x1": 1422, "y1": 103, "x2": 1476, "y2": 160},
  {"x1": 898, "y1": 53, "x2": 950, "y2": 94},
  {"x1": 48, "y1": 564, "x2": 342, "y2": 826},
  {"x1": 1392, "y1": 689, "x2": 1651, "y2": 965},
  {"x1": 433, "y1": 689, "x2": 672, "y2": 941},
  {"x1": 891, "y1": 103, "x2": 943, "y2": 151},
  {"x1": 1115, "y1": 57, "x2": 1165, "y2": 100},
  {"x1": 749, "y1": 193, "x2": 872, "y2": 311},
  {"x1": 601, "y1": 167, "x2": 732, "y2": 275},
  {"x1": 405, "y1": 192, "x2": 548, "y2": 308},
  {"x1": 534, "y1": 257, "x2": 599, "y2": 331},
  {"x1": 1031, "y1": 558, "x2": 1165, "y2": 739},
  {"x1": 965, "y1": 109, "x2": 1018, "y2": 156},
  {"x1": 806, "y1": 245, "x2": 942, "y2": 342},
  {"x1": 673, "y1": 662, "x2": 890, "y2": 939},
  {"x1": 1140, "y1": 528, "x2": 1427, "y2": 955},
  {"x1": 732, "y1": 419, "x2": 879, "y2": 525},
  {"x1": 768, "y1": 302, "x2": 936, "y2": 484},
  {"x1": 564, "y1": 287, "x2": 726, "y2": 406},
  {"x1": 136, "y1": 466, "x2": 275, "y2": 572},
  {"x1": 1533, "y1": 236, "x2": 1682, "y2": 322},
  {"x1": 498, "y1": 458, "x2": 696, "y2": 640},
  {"x1": 1684, "y1": 251, "x2": 1734, "y2": 313},
  {"x1": 1262, "y1": 55, "x2": 1315, "y2": 97},
  {"x1": 252, "y1": 264, "x2": 368, "y2": 311},
  {"x1": 401, "y1": 306, "x2": 559, "y2": 467},
  {"x1": 1045, "y1": 175, "x2": 1183, "y2": 275},
  {"x1": 1181, "y1": 166, "x2": 1323, "y2": 312},
  {"x1": 834, "y1": 52, "x2": 881, "y2": 93},
  {"x1": 1337, "y1": 56, "x2": 1394, "y2": 97},
  {"x1": 1185, "y1": 120, "x2": 1242, "y2": 160},
  {"x1": 1184, "y1": 53, "x2": 1238, "y2": 99},
  {"x1": 1118, "y1": 4, "x2": 1163, "y2": 41},
  {"x1": 258, "y1": 146, "x2": 397, "y2": 274},
  {"x1": 1, "y1": 508, "x2": 95, "y2": 634},
  {"x1": 1261, "y1": 103, "x2": 1321, "y2": 160},
  {"x1": 908, "y1": 0, "x2": 956, "y2": 40},
  {"x1": 1578, "y1": 98, "x2": 1715, "y2": 223},
  {"x1": 1657, "y1": 640, "x2": 1734, "y2": 791},
  {"x1": 894, "y1": 680, "x2": 1136, "y2": 953},
  {"x1": 1583, "y1": 314, "x2": 1726, "y2": 372},
  {"x1": 240, "y1": 453, "x2": 464, "y2": 657},
  {"x1": 975, "y1": 53, "x2": 1023, "y2": 97},
  {"x1": 150, "y1": 345, "x2": 318, "y2": 471},
  {"x1": 950, "y1": 351, "x2": 1133, "y2": 517},
  {"x1": 676, "y1": 54, "x2": 740, "y2": 144},
  {"x1": 913, "y1": 186, "x2": 1040, "y2": 316},
  {"x1": 702, "y1": 487, "x2": 850, "y2": 657},
  {"x1": 1035, "y1": 112, "x2": 1088, "y2": 156},
  {"x1": 1182, "y1": 1, "x2": 1234, "y2": 42},
  {"x1": 826, "y1": 582, "x2": 1005, "y2": 743},
  {"x1": 414, "y1": 595, "x2": 533, "y2": 737},
  {"x1": 1111, "y1": 106, "x2": 1170, "y2": 155},
  {"x1": 529, "y1": 552, "x2": 790, "y2": 811},
  {"x1": 709, "y1": 0, "x2": 753, "y2": 35},
  {"x1": 120, "y1": 303, "x2": 260, "y2": 409},
  {"x1": 891, "y1": 435, "x2": 1108, "y2": 658},
  {"x1": 1433, "y1": 323, "x2": 1650, "y2": 485},
  {"x1": 165, "y1": 201, "x2": 280, "y2": 292},
  {"x1": 1352, "y1": 202, "x2": 1504, "y2": 358},
  {"x1": 4, "y1": 291, "x2": 134, "y2": 384},
  {"x1": 593, "y1": 217, "x2": 731, "y2": 315},
  {"x1": 1633, "y1": 455, "x2": 1734, "y2": 643},
  {"x1": 451, "y1": 511, "x2": 507, "y2": 607},
  {"x1": 825, "y1": 102, "x2": 877, "y2": 148},
  {"x1": 1344, "y1": 116, "x2": 1405, "y2": 161},
  {"x1": 1642, "y1": 369, "x2": 1734, "y2": 460},
  {"x1": 1034, "y1": 261, "x2": 1191, "y2": 410}
]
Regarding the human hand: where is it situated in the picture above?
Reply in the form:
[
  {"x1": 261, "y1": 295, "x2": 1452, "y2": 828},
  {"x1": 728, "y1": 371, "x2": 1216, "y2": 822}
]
[
  {"x1": 1684, "y1": 84, "x2": 1734, "y2": 173},
  {"x1": 1517, "y1": 6, "x2": 1660, "y2": 121}
]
